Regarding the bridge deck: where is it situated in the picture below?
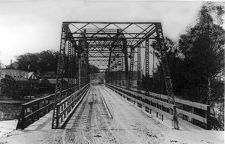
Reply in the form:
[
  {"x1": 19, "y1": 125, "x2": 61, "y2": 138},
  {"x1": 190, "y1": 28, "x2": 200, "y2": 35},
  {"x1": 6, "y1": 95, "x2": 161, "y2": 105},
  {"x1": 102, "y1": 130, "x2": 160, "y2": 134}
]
[
  {"x1": 0, "y1": 85, "x2": 224, "y2": 144},
  {"x1": 63, "y1": 85, "x2": 168, "y2": 143}
]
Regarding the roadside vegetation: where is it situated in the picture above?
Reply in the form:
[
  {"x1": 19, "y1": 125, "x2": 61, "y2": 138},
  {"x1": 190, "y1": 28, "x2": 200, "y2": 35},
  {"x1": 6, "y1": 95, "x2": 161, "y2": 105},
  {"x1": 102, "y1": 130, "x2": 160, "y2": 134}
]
[{"x1": 142, "y1": 2, "x2": 224, "y2": 130}]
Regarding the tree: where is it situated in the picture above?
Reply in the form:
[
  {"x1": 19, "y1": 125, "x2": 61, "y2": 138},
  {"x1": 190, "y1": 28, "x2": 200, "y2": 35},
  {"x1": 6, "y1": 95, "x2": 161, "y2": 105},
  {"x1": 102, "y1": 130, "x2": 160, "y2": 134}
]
[
  {"x1": 89, "y1": 64, "x2": 100, "y2": 74},
  {"x1": 147, "y1": 37, "x2": 185, "y2": 96},
  {"x1": 15, "y1": 50, "x2": 58, "y2": 74},
  {"x1": 147, "y1": 3, "x2": 224, "y2": 129},
  {"x1": 15, "y1": 50, "x2": 99, "y2": 76},
  {"x1": 179, "y1": 2, "x2": 225, "y2": 103},
  {"x1": 0, "y1": 75, "x2": 17, "y2": 98},
  {"x1": 37, "y1": 50, "x2": 58, "y2": 74},
  {"x1": 177, "y1": 2, "x2": 225, "y2": 130},
  {"x1": 16, "y1": 53, "x2": 39, "y2": 72}
]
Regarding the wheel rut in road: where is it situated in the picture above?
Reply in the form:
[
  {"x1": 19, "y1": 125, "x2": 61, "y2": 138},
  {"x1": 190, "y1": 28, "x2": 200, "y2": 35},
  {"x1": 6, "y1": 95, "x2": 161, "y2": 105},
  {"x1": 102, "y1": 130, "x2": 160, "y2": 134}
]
[
  {"x1": 64, "y1": 86, "x2": 114, "y2": 144},
  {"x1": 63, "y1": 85, "x2": 168, "y2": 144}
]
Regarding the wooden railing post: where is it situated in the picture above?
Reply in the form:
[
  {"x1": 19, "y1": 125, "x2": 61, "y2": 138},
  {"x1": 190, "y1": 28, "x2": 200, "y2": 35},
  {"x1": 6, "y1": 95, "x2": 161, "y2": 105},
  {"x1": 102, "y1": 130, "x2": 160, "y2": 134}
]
[
  {"x1": 16, "y1": 93, "x2": 55, "y2": 129},
  {"x1": 37, "y1": 102, "x2": 40, "y2": 120},
  {"x1": 55, "y1": 104, "x2": 60, "y2": 128},
  {"x1": 16, "y1": 84, "x2": 89, "y2": 130},
  {"x1": 54, "y1": 84, "x2": 89, "y2": 128},
  {"x1": 16, "y1": 106, "x2": 25, "y2": 129},
  {"x1": 206, "y1": 105, "x2": 210, "y2": 130},
  {"x1": 106, "y1": 83, "x2": 209, "y2": 129}
]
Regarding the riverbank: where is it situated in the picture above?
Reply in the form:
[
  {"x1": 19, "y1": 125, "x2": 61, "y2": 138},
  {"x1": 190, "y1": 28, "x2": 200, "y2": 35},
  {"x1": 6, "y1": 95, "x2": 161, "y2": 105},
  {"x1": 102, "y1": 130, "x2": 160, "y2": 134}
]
[
  {"x1": 0, "y1": 120, "x2": 18, "y2": 138},
  {"x1": 0, "y1": 100, "x2": 24, "y2": 121}
]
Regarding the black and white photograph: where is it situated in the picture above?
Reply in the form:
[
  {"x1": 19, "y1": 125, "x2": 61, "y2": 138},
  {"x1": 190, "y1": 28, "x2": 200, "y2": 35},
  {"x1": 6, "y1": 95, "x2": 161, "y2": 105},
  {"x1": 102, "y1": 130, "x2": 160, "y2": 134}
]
[{"x1": 0, "y1": 0, "x2": 224, "y2": 143}]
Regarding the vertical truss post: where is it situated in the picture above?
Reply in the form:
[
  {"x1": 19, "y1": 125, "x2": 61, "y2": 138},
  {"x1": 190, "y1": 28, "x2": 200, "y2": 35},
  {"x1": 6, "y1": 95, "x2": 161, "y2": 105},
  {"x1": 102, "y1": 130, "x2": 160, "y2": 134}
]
[
  {"x1": 118, "y1": 57, "x2": 120, "y2": 86},
  {"x1": 117, "y1": 58, "x2": 120, "y2": 86},
  {"x1": 155, "y1": 23, "x2": 179, "y2": 130},
  {"x1": 129, "y1": 47, "x2": 135, "y2": 88},
  {"x1": 108, "y1": 46, "x2": 112, "y2": 84},
  {"x1": 71, "y1": 42, "x2": 74, "y2": 87},
  {"x1": 137, "y1": 45, "x2": 142, "y2": 90},
  {"x1": 113, "y1": 58, "x2": 116, "y2": 85},
  {"x1": 121, "y1": 57, "x2": 124, "y2": 86},
  {"x1": 145, "y1": 37, "x2": 150, "y2": 77},
  {"x1": 115, "y1": 57, "x2": 118, "y2": 86},
  {"x1": 78, "y1": 29, "x2": 87, "y2": 87},
  {"x1": 84, "y1": 30, "x2": 89, "y2": 85},
  {"x1": 105, "y1": 69, "x2": 107, "y2": 84},
  {"x1": 52, "y1": 23, "x2": 67, "y2": 129},
  {"x1": 78, "y1": 41, "x2": 81, "y2": 89},
  {"x1": 124, "y1": 45, "x2": 129, "y2": 89},
  {"x1": 118, "y1": 57, "x2": 122, "y2": 86},
  {"x1": 105, "y1": 69, "x2": 108, "y2": 84},
  {"x1": 68, "y1": 41, "x2": 72, "y2": 89},
  {"x1": 152, "y1": 48, "x2": 155, "y2": 77},
  {"x1": 111, "y1": 59, "x2": 114, "y2": 85},
  {"x1": 74, "y1": 44, "x2": 77, "y2": 88},
  {"x1": 109, "y1": 68, "x2": 111, "y2": 85},
  {"x1": 81, "y1": 35, "x2": 84, "y2": 87},
  {"x1": 110, "y1": 61, "x2": 112, "y2": 85},
  {"x1": 72, "y1": 42, "x2": 77, "y2": 90},
  {"x1": 121, "y1": 39, "x2": 129, "y2": 89},
  {"x1": 86, "y1": 45, "x2": 89, "y2": 84}
]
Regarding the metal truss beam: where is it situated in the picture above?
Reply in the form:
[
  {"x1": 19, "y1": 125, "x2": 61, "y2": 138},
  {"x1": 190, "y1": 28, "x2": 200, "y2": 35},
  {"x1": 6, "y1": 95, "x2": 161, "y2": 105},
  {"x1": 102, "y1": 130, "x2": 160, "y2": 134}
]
[
  {"x1": 72, "y1": 37, "x2": 157, "y2": 40},
  {"x1": 145, "y1": 38, "x2": 149, "y2": 77},
  {"x1": 64, "y1": 21, "x2": 161, "y2": 24},
  {"x1": 155, "y1": 23, "x2": 179, "y2": 129},
  {"x1": 53, "y1": 21, "x2": 178, "y2": 130},
  {"x1": 137, "y1": 44, "x2": 142, "y2": 89}
]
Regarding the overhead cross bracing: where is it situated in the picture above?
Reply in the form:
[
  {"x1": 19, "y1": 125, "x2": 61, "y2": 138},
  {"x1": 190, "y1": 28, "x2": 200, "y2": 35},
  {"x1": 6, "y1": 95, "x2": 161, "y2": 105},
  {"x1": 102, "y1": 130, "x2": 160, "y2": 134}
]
[{"x1": 63, "y1": 22, "x2": 160, "y2": 72}]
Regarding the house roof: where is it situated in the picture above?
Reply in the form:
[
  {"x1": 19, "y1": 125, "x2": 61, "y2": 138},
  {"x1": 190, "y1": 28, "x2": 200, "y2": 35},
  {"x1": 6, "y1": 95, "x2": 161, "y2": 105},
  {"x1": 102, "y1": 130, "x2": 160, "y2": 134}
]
[{"x1": 28, "y1": 72, "x2": 34, "y2": 78}]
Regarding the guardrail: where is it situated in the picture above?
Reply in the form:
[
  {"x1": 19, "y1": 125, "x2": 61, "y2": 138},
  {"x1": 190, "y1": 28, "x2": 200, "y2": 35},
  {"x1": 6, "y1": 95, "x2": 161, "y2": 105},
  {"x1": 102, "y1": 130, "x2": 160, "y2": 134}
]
[
  {"x1": 106, "y1": 84, "x2": 210, "y2": 129},
  {"x1": 56, "y1": 84, "x2": 90, "y2": 128},
  {"x1": 16, "y1": 85, "x2": 78, "y2": 129}
]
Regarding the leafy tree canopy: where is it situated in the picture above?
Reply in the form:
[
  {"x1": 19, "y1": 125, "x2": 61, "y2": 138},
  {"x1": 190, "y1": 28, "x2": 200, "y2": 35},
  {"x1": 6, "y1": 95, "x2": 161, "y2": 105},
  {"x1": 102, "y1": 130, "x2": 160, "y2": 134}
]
[
  {"x1": 146, "y1": 2, "x2": 224, "y2": 103},
  {"x1": 14, "y1": 50, "x2": 58, "y2": 75}
]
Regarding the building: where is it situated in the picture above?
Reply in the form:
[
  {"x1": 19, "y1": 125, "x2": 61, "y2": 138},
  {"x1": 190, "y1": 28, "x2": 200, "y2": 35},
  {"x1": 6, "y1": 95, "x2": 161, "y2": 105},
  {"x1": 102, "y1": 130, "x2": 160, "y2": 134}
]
[
  {"x1": 28, "y1": 72, "x2": 39, "y2": 80},
  {"x1": 0, "y1": 69, "x2": 29, "y2": 81},
  {"x1": 0, "y1": 69, "x2": 39, "y2": 96}
]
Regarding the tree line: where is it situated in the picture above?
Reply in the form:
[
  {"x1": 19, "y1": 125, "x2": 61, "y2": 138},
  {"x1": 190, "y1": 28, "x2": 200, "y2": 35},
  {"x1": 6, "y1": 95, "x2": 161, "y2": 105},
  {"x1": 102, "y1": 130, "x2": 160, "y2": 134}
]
[
  {"x1": 8, "y1": 50, "x2": 99, "y2": 76},
  {"x1": 3, "y1": 50, "x2": 99, "y2": 99},
  {"x1": 142, "y1": 2, "x2": 224, "y2": 130}
]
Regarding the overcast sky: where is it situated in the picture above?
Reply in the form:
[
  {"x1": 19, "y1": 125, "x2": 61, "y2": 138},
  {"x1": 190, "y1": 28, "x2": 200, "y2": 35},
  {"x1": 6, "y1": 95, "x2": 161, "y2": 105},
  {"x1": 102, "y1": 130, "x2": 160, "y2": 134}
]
[{"x1": 0, "y1": 0, "x2": 221, "y2": 65}]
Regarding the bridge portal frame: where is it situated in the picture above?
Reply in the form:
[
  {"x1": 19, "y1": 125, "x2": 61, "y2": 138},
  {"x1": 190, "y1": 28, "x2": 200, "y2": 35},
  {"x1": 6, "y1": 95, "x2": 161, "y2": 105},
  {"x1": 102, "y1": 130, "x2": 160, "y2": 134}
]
[{"x1": 52, "y1": 22, "x2": 179, "y2": 129}]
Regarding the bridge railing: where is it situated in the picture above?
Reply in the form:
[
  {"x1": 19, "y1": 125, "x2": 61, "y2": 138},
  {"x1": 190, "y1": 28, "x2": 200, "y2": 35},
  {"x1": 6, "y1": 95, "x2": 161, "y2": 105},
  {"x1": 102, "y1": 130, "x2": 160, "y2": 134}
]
[
  {"x1": 56, "y1": 84, "x2": 90, "y2": 128},
  {"x1": 106, "y1": 84, "x2": 210, "y2": 129},
  {"x1": 16, "y1": 85, "x2": 78, "y2": 129}
]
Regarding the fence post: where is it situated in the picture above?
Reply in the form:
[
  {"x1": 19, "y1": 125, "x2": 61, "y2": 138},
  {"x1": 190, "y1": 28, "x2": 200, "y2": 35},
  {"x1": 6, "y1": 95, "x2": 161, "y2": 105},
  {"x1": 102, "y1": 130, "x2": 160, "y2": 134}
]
[
  {"x1": 37, "y1": 102, "x2": 40, "y2": 119},
  {"x1": 56, "y1": 104, "x2": 60, "y2": 128},
  {"x1": 16, "y1": 106, "x2": 25, "y2": 129},
  {"x1": 206, "y1": 105, "x2": 210, "y2": 130}
]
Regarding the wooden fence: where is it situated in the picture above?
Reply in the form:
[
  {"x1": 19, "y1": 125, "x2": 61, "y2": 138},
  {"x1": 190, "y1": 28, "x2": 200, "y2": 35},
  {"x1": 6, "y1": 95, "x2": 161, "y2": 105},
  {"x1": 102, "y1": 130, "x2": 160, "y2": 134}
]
[{"x1": 106, "y1": 84, "x2": 210, "y2": 129}]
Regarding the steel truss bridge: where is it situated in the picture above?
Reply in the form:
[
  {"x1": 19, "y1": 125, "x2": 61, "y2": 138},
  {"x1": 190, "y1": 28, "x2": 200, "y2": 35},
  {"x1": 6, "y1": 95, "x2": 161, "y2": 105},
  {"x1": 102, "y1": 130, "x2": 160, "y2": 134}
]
[{"x1": 16, "y1": 22, "x2": 210, "y2": 131}]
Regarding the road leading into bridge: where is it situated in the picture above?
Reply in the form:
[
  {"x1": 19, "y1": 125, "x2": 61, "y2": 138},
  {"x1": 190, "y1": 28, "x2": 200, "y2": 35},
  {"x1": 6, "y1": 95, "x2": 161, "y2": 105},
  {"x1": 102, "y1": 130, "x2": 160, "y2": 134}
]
[
  {"x1": 63, "y1": 85, "x2": 168, "y2": 144},
  {"x1": 0, "y1": 85, "x2": 224, "y2": 144}
]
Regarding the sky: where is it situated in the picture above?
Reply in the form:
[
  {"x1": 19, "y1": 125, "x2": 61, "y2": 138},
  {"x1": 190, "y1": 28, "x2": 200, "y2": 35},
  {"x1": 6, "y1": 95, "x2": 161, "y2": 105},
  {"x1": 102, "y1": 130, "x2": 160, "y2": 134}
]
[{"x1": 0, "y1": 0, "x2": 221, "y2": 65}]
